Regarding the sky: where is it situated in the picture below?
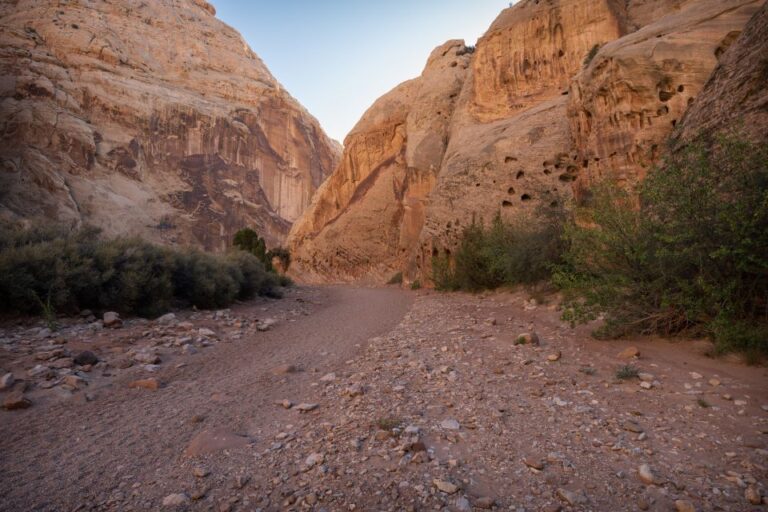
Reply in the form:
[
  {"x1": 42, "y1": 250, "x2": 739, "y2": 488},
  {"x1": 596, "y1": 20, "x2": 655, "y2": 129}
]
[{"x1": 214, "y1": 1, "x2": 510, "y2": 142}]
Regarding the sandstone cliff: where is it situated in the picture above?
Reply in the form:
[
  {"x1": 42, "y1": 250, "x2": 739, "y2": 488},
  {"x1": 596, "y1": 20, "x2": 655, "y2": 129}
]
[
  {"x1": 0, "y1": 0, "x2": 339, "y2": 249},
  {"x1": 289, "y1": 0, "x2": 762, "y2": 284}
]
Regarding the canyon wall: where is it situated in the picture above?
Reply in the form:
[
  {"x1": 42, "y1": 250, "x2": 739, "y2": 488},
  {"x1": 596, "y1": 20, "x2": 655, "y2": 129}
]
[
  {"x1": 0, "y1": 0, "x2": 339, "y2": 250},
  {"x1": 288, "y1": 0, "x2": 762, "y2": 284}
]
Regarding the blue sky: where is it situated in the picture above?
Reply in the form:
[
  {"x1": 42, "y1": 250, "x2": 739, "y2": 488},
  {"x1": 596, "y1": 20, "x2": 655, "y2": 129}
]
[{"x1": 214, "y1": 1, "x2": 509, "y2": 142}]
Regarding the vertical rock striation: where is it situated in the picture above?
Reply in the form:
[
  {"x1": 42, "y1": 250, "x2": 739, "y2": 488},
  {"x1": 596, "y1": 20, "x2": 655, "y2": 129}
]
[{"x1": 0, "y1": 0, "x2": 339, "y2": 249}]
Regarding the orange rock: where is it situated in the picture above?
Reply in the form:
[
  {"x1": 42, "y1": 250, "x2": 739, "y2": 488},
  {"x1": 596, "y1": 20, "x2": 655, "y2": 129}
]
[{"x1": 617, "y1": 347, "x2": 640, "y2": 359}]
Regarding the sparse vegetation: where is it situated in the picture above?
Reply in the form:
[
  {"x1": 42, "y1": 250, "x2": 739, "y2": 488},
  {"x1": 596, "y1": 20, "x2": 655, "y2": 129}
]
[
  {"x1": 375, "y1": 417, "x2": 402, "y2": 431},
  {"x1": 410, "y1": 279, "x2": 422, "y2": 290},
  {"x1": 615, "y1": 364, "x2": 639, "y2": 380},
  {"x1": 432, "y1": 204, "x2": 566, "y2": 292},
  {"x1": 0, "y1": 224, "x2": 282, "y2": 318},
  {"x1": 387, "y1": 272, "x2": 403, "y2": 285},
  {"x1": 697, "y1": 398, "x2": 711, "y2": 408},
  {"x1": 555, "y1": 133, "x2": 768, "y2": 359}
]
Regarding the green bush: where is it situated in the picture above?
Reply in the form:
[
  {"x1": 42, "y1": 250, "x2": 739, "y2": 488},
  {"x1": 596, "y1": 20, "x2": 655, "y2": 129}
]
[
  {"x1": 583, "y1": 44, "x2": 601, "y2": 67},
  {"x1": 433, "y1": 206, "x2": 566, "y2": 292},
  {"x1": 555, "y1": 132, "x2": 768, "y2": 356},
  {"x1": 0, "y1": 225, "x2": 286, "y2": 318}
]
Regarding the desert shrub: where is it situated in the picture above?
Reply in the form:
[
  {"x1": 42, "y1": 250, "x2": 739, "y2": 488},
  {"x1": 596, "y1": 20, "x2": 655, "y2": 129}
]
[
  {"x1": 433, "y1": 206, "x2": 566, "y2": 292},
  {"x1": 233, "y1": 227, "x2": 271, "y2": 270},
  {"x1": 0, "y1": 225, "x2": 286, "y2": 318},
  {"x1": 555, "y1": 132, "x2": 768, "y2": 356}
]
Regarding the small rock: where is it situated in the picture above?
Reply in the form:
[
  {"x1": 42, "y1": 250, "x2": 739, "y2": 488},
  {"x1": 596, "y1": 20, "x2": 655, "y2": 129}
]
[
  {"x1": 192, "y1": 465, "x2": 210, "y2": 478},
  {"x1": 557, "y1": 488, "x2": 587, "y2": 506},
  {"x1": 547, "y1": 351, "x2": 562, "y2": 362},
  {"x1": 103, "y1": 311, "x2": 122, "y2": 328},
  {"x1": 319, "y1": 372, "x2": 336, "y2": 382},
  {"x1": 441, "y1": 418, "x2": 460, "y2": 430},
  {"x1": 617, "y1": 346, "x2": 639, "y2": 359},
  {"x1": 73, "y1": 350, "x2": 99, "y2": 366},
  {"x1": 640, "y1": 381, "x2": 653, "y2": 389},
  {"x1": 452, "y1": 496, "x2": 471, "y2": 512},
  {"x1": 675, "y1": 499, "x2": 695, "y2": 512},
  {"x1": 0, "y1": 372, "x2": 15, "y2": 391},
  {"x1": 638, "y1": 464, "x2": 655, "y2": 485},
  {"x1": 128, "y1": 378, "x2": 161, "y2": 391},
  {"x1": 623, "y1": 421, "x2": 644, "y2": 433},
  {"x1": 746, "y1": 486, "x2": 762, "y2": 505},
  {"x1": 156, "y1": 313, "x2": 177, "y2": 324},
  {"x1": 689, "y1": 372, "x2": 703, "y2": 380},
  {"x1": 433, "y1": 479, "x2": 459, "y2": 494},
  {"x1": 638, "y1": 372, "x2": 654, "y2": 382},
  {"x1": 295, "y1": 403, "x2": 318, "y2": 412},
  {"x1": 515, "y1": 332, "x2": 540, "y2": 345},
  {"x1": 162, "y1": 493, "x2": 189, "y2": 508},
  {"x1": 257, "y1": 318, "x2": 277, "y2": 331},
  {"x1": 475, "y1": 496, "x2": 495, "y2": 509},
  {"x1": 305, "y1": 452, "x2": 324, "y2": 468},
  {"x1": 278, "y1": 399, "x2": 293, "y2": 409},
  {"x1": 134, "y1": 351, "x2": 161, "y2": 364},
  {"x1": 523, "y1": 457, "x2": 545, "y2": 470},
  {"x1": 708, "y1": 378, "x2": 721, "y2": 387},
  {"x1": 198, "y1": 328, "x2": 216, "y2": 337},
  {"x1": 3, "y1": 391, "x2": 31, "y2": 410}
]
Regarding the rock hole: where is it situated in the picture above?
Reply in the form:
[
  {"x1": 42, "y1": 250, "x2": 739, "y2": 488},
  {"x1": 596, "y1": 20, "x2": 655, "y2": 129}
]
[
  {"x1": 505, "y1": 156, "x2": 517, "y2": 163},
  {"x1": 543, "y1": 169, "x2": 552, "y2": 175},
  {"x1": 516, "y1": 170, "x2": 525, "y2": 179},
  {"x1": 671, "y1": 119, "x2": 677, "y2": 127},
  {"x1": 502, "y1": 200, "x2": 513, "y2": 208},
  {"x1": 507, "y1": 186, "x2": 515, "y2": 194},
  {"x1": 677, "y1": 85, "x2": 684, "y2": 93},
  {"x1": 521, "y1": 194, "x2": 532, "y2": 201},
  {"x1": 659, "y1": 90, "x2": 674, "y2": 102},
  {"x1": 558, "y1": 49, "x2": 564, "y2": 57},
  {"x1": 550, "y1": 201, "x2": 559, "y2": 208}
]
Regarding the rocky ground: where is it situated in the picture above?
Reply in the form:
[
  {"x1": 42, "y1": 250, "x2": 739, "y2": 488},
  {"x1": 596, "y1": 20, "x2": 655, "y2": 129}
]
[{"x1": 0, "y1": 286, "x2": 766, "y2": 511}]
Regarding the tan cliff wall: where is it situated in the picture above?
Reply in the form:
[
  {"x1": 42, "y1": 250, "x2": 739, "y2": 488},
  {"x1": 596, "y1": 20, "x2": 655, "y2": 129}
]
[
  {"x1": 0, "y1": 0, "x2": 339, "y2": 250},
  {"x1": 288, "y1": 0, "x2": 763, "y2": 284}
]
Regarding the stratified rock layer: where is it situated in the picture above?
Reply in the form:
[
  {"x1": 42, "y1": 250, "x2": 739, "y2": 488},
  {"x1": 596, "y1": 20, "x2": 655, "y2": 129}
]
[
  {"x1": 289, "y1": 0, "x2": 761, "y2": 284},
  {"x1": 0, "y1": 0, "x2": 339, "y2": 249}
]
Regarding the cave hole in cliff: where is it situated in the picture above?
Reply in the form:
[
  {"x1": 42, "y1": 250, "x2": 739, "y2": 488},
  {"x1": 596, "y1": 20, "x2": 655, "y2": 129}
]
[
  {"x1": 543, "y1": 169, "x2": 552, "y2": 175},
  {"x1": 505, "y1": 156, "x2": 518, "y2": 163},
  {"x1": 558, "y1": 49, "x2": 564, "y2": 57},
  {"x1": 677, "y1": 85, "x2": 685, "y2": 93},
  {"x1": 516, "y1": 170, "x2": 525, "y2": 179},
  {"x1": 502, "y1": 200, "x2": 513, "y2": 208},
  {"x1": 559, "y1": 173, "x2": 576, "y2": 183},
  {"x1": 671, "y1": 119, "x2": 677, "y2": 127},
  {"x1": 582, "y1": 159, "x2": 588, "y2": 168},
  {"x1": 521, "y1": 194, "x2": 532, "y2": 201},
  {"x1": 659, "y1": 90, "x2": 674, "y2": 102},
  {"x1": 507, "y1": 186, "x2": 515, "y2": 194}
]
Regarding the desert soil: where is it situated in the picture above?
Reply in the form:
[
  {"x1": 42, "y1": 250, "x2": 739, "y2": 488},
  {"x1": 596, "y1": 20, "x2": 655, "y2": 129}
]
[{"x1": 0, "y1": 286, "x2": 766, "y2": 512}]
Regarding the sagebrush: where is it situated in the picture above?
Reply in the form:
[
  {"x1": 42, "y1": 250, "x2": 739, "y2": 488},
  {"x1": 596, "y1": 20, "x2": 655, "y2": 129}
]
[{"x1": 0, "y1": 225, "x2": 282, "y2": 318}]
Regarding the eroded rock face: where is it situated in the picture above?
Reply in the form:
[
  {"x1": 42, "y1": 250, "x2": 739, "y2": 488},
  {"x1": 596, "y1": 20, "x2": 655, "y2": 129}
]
[
  {"x1": 674, "y1": 1, "x2": 768, "y2": 144},
  {"x1": 567, "y1": 0, "x2": 760, "y2": 191},
  {"x1": 0, "y1": 0, "x2": 339, "y2": 249},
  {"x1": 289, "y1": 0, "x2": 762, "y2": 284}
]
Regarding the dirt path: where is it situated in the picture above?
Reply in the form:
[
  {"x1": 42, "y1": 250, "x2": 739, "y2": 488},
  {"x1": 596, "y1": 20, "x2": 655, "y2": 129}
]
[
  {"x1": 1, "y1": 286, "x2": 766, "y2": 512},
  {"x1": 0, "y1": 286, "x2": 412, "y2": 511}
]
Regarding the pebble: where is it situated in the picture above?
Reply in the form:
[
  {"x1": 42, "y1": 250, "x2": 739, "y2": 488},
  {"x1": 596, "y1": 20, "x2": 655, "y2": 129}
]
[
  {"x1": 103, "y1": 312, "x2": 122, "y2": 328},
  {"x1": 156, "y1": 313, "x2": 176, "y2": 324},
  {"x1": 441, "y1": 418, "x2": 460, "y2": 430},
  {"x1": 475, "y1": 496, "x2": 495, "y2": 509},
  {"x1": 675, "y1": 499, "x2": 695, "y2": 512},
  {"x1": 547, "y1": 351, "x2": 561, "y2": 362},
  {"x1": 162, "y1": 493, "x2": 189, "y2": 508},
  {"x1": 433, "y1": 479, "x2": 459, "y2": 494},
  {"x1": 638, "y1": 464, "x2": 655, "y2": 485},
  {"x1": 746, "y1": 486, "x2": 762, "y2": 505},
  {"x1": 0, "y1": 372, "x2": 14, "y2": 391},
  {"x1": 192, "y1": 465, "x2": 210, "y2": 478},
  {"x1": 305, "y1": 452, "x2": 324, "y2": 468},
  {"x1": 295, "y1": 403, "x2": 318, "y2": 412},
  {"x1": 2, "y1": 391, "x2": 31, "y2": 410}
]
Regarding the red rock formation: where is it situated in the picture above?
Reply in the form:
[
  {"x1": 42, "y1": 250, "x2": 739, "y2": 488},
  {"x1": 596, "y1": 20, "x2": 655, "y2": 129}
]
[{"x1": 0, "y1": 0, "x2": 339, "y2": 249}]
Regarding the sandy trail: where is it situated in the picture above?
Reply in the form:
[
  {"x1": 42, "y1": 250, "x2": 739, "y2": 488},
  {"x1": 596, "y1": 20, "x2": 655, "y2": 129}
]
[{"x1": 0, "y1": 286, "x2": 412, "y2": 511}]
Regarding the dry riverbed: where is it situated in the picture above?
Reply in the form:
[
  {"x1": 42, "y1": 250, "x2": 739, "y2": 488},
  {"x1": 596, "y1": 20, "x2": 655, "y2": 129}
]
[{"x1": 0, "y1": 286, "x2": 766, "y2": 511}]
